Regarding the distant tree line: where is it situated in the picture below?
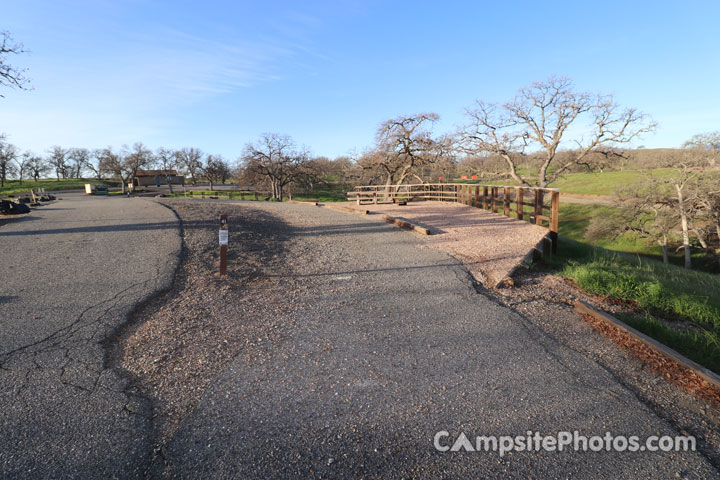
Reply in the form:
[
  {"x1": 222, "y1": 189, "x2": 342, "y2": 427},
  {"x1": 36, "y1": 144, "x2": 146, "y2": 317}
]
[{"x1": 2, "y1": 69, "x2": 719, "y2": 269}]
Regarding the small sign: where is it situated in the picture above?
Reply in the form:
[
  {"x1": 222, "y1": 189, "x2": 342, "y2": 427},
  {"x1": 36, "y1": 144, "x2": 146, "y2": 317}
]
[{"x1": 219, "y1": 229, "x2": 229, "y2": 245}]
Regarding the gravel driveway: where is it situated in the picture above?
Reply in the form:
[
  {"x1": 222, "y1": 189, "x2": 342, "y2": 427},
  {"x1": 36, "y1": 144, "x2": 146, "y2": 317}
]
[{"x1": 119, "y1": 199, "x2": 719, "y2": 479}]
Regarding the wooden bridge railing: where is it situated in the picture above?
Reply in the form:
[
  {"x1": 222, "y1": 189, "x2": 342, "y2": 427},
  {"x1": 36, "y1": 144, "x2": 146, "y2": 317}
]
[{"x1": 347, "y1": 183, "x2": 559, "y2": 253}]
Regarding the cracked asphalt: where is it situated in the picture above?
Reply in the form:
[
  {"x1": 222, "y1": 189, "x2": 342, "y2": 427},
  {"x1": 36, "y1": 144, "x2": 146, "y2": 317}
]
[{"x1": 0, "y1": 192, "x2": 180, "y2": 478}]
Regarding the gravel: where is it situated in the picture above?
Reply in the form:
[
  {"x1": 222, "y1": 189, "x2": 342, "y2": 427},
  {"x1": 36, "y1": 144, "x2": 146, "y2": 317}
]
[{"x1": 341, "y1": 201, "x2": 549, "y2": 285}]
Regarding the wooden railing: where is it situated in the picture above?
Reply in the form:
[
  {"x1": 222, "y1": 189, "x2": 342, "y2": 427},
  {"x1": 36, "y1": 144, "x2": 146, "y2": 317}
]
[{"x1": 347, "y1": 183, "x2": 559, "y2": 253}]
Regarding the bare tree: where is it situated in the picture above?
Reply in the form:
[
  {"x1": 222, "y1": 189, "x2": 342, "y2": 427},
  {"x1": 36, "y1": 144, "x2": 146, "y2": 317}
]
[
  {"x1": 86, "y1": 149, "x2": 105, "y2": 180},
  {"x1": 683, "y1": 131, "x2": 720, "y2": 167},
  {"x1": 97, "y1": 147, "x2": 132, "y2": 193},
  {"x1": 461, "y1": 77, "x2": 656, "y2": 187},
  {"x1": 27, "y1": 154, "x2": 50, "y2": 181},
  {"x1": 14, "y1": 151, "x2": 34, "y2": 185},
  {"x1": 0, "y1": 31, "x2": 31, "y2": 97},
  {"x1": 587, "y1": 180, "x2": 677, "y2": 264},
  {"x1": 692, "y1": 167, "x2": 720, "y2": 268},
  {"x1": 67, "y1": 148, "x2": 90, "y2": 178},
  {"x1": 123, "y1": 142, "x2": 155, "y2": 188},
  {"x1": 156, "y1": 147, "x2": 178, "y2": 193},
  {"x1": 0, "y1": 134, "x2": 18, "y2": 187},
  {"x1": 175, "y1": 147, "x2": 203, "y2": 185},
  {"x1": 241, "y1": 133, "x2": 310, "y2": 200},
  {"x1": 358, "y1": 113, "x2": 452, "y2": 191},
  {"x1": 48, "y1": 146, "x2": 68, "y2": 181},
  {"x1": 202, "y1": 154, "x2": 231, "y2": 191}
]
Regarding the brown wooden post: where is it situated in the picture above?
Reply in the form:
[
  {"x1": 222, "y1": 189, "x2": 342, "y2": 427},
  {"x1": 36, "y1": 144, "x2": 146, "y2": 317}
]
[
  {"x1": 482, "y1": 186, "x2": 488, "y2": 210},
  {"x1": 474, "y1": 185, "x2": 479, "y2": 207},
  {"x1": 503, "y1": 187, "x2": 510, "y2": 216},
  {"x1": 219, "y1": 214, "x2": 228, "y2": 275},
  {"x1": 534, "y1": 189, "x2": 544, "y2": 225},
  {"x1": 491, "y1": 187, "x2": 497, "y2": 213},
  {"x1": 516, "y1": 187, "x2": 524, "y2": 220},
  {"x1": 550, "y1": 190, "x2": 560, "y2": 254}
]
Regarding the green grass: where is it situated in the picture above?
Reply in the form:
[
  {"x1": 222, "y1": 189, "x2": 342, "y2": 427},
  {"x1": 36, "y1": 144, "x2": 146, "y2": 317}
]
[
  {"x1": 455, "y1": 169, "x2": 679, "y2": 196},
  {"x1": 0, "y1": 178, "x2": 120, "y2": 195},
  {"x1": 291, "y1": 185, "x2": 349, "y2": 203},
  {"x1": 557, "y1": 204, "x2": 661, "y2": 255},
  {"x1": 164, "y1": 190, "x2": 274, "y2": 200},
  {"x1": 550, "y1": 169, "x2": 676, "y2": 195},
  {"x1": 543, "y1": 237, "x2": 720, "y2": 373},
  {"x1": 617, "y1": 312, "x2": 720, "y2": 374}
]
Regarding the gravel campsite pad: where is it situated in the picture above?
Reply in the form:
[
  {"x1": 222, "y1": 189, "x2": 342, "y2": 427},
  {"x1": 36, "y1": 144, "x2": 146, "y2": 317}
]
[
  {"x1": 115, "y1": 198, "x2": 720, "y2": 478},
  {"x1": 341, "y1": 202, "x2": 549, "y2": 285}
]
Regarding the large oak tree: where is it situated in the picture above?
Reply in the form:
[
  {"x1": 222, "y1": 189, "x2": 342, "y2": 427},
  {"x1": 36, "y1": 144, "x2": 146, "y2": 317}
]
[{"x1": 461, "y1": 77, "x2": 656, "y2": 187}]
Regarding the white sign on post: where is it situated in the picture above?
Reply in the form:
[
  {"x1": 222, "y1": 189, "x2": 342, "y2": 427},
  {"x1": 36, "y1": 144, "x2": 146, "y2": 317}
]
[{"x1": 219, "y1": 229, "x2": 229, "y2": 245}]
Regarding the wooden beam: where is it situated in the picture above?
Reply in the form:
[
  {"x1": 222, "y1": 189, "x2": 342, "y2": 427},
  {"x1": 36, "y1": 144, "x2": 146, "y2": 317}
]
[
  {"x1": 516, "y1": 187, "x2": 524, "y2": 220},
  {"x1": 503, "y1": 187, "x2": 510, "y2": 216}
]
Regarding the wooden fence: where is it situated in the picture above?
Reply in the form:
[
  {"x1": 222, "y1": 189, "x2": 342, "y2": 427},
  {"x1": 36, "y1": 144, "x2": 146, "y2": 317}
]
[
  {"x1": 347, "y1": 183, "x2": 559, "y2": 253},
  {"x1": 185, "y1": 190, "x2": 267, "y2": 200}
]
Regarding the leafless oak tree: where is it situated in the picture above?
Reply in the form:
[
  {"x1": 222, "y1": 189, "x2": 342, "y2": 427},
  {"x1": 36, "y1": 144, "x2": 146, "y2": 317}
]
[
  {"x1": 0, "y1": 134, "x2": 18, "y2": 187},
  {"x1": 123, "y1": 142, "x2": 155, "y2": 187},
  {"x1": 0, "y1": 31, "x2": 31, "y2": 97},
  {"x1": 202, "y1": 154, "x2": 231, "y2": 191},
  {"x1": 241, "y1": 133, "x2": 310, "y2": 201},
  {"x1": 14, "y1": 151, "x2": 35, "y2": 185},
  {"x1": 98, "y1": 145, "x2": 154, "y2": 194},
  {"x1": 27, "y1": 153, "x2": 50, "y2": 181},
  {"x1": 175, "y1": 147, "x2": 203, "y2": 185},
  {"x1": 48, "y1": 146, "x2": 68, "y2": 181},
  {"x1": 587, "y1": 180, "x2": 677, "y2": 264},
  {"x1": 461, "y1": 77, "x2": 656, "y2": 187},
  {"x1": 683, "y1": 131, "x2": 720, "y2": 167},
  {"x1": 67, "y1": 148, "x2": 90, "y2": 178},
  {"x1": 156, "y1": 147, "x2": 178, "y2": 193},
  {"x1": 358, "y1": 113, "x2": 452, "y2": 190}
]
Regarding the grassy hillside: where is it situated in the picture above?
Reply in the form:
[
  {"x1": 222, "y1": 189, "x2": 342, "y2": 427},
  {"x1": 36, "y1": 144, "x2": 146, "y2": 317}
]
[
  {"x1": 458, "y1": 169, "x2": 678, "y2": 196},
  {"x1": 544, "y1": 237, "x2": 720, "y2": 374},
  {"x1": 0, "y1": 178, "x2": 119, "y2": 195}
]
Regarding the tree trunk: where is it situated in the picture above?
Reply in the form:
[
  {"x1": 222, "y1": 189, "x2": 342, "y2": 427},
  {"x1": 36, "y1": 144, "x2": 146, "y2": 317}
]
[
  {"x1": 675, "y1": 185, "x2": 692, "y2": 269},
  {"x1": 502, "y1": 154, "x2": 529, "y2": 186},
  {"x1": 209, "y1": 180, "x2": 214, "y2": 191},
  {"x1": 659, "y1": 235, "x2": 669, "y2": 264}
]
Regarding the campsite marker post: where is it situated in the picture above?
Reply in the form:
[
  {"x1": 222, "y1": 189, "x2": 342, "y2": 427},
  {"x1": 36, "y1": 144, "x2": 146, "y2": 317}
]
[{"x1": 219, "y1": 214, "x2": 228, "y2": 275}]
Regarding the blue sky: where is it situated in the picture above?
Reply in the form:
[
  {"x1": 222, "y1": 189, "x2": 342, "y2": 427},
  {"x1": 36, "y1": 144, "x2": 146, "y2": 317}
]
[{"x1": 2, "y1": 0, "x2": 719, "y2": 159}]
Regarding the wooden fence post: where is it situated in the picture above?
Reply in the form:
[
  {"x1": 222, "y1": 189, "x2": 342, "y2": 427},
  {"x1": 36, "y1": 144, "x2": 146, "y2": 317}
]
[
  {"x1": 503, "y1": 187, "x2": 510, "y2": 216},
  {"x1": 491, "y1": 187, "x2": 497, "y2": 213},
  {"x1": 516, "y1": 188, "x2": 524, "y2": 220},
  {"x1": 550, "y1": 191, "x2": 559, "y2": 254},
  {"x1": 534, "y1": 189, "x2": 544, "y2": 226},
  {"x1": 483, "y1": 186, "x2": 488, "y2": 210}
]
